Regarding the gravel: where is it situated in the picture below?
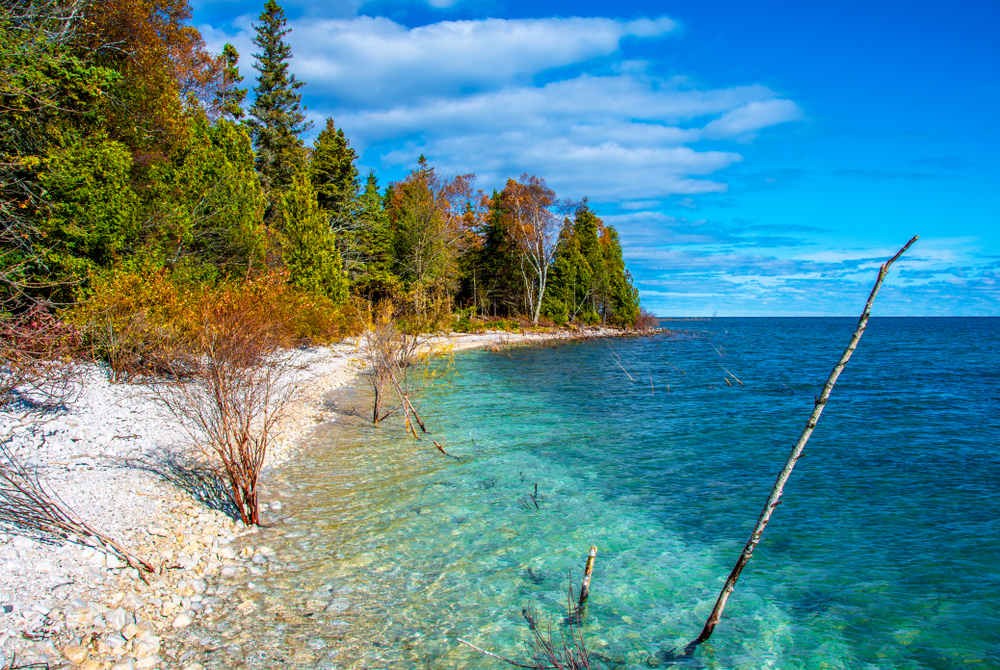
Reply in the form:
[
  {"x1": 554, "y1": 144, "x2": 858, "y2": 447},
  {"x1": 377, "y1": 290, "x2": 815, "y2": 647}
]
[{"x1": 0, "y1": 344, "x2": 360, "y2": 667}]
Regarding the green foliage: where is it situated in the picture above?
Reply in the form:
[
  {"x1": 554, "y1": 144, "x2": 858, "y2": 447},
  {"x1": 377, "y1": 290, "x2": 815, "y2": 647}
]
[
  {"x1": 144, "y1": 115, "x2": 267, "y2": 275},
  {"x1": 38, "y1": 134, "x2": 141, "y2": 282},
  {"x1": 310, "y1": 118, "x2": 359, "y2": 219},
  {"x1": 0, "y1": 5, "x2": 120, "y2": 303},
  {"x1": 544, "y1": 203, "x2": 640, "y2": 327},
  {"x1": 278, "y1": 172, "x2": 348, "y2": 303},
  {"x1": 601, "y1": 226, "x2": 640, "y2": 326},
  {"x1": 247, "y1": 0, "x2": 311, "y2": 195},
  {"x1": 349, "y1": 171, "x2": 400, "y2": 300},
  {"x1": 387, "y1": 156, "x2": 475, "y2": 311},
  {"x1": 461, "y1": 190, "x2": 523, "y2": 317}
]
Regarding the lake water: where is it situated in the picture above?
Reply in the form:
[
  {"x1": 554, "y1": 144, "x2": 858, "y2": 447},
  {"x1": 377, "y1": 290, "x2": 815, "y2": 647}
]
[{"x1": 176, "y1": 318, "x2": 1000, "y2": 669}]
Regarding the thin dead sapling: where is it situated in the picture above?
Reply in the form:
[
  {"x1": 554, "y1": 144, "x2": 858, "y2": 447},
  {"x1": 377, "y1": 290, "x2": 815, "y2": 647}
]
[{"x1": 687, "y1": 235, "x2": 919, "y2": 649}]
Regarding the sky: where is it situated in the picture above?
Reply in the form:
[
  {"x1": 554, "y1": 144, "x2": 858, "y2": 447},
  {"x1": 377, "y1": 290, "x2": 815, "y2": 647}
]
[{"x1": 192, "y1": 0, "x2": 999, "y2": 316}]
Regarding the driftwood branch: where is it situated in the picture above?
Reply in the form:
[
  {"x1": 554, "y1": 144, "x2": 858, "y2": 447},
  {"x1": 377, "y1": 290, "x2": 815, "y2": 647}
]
[
  {"x1": 0, "y1": 439, "x2": 154, "y2": 577},
  {"x1": 688, "y1": 235, "x2": 918, "y2": 649},
  {"x1": 578, "y1": 545, "x2": 597, "y2": 606},
  {"x1": 433, "y1": 440, "x2": 460, "y2": 459},
  {"x1": 358, "y1": 300, "x2": 430, "y2": 437},
  {"x1": 458, "y1": 639, "x2": 543, "y2": 669}
]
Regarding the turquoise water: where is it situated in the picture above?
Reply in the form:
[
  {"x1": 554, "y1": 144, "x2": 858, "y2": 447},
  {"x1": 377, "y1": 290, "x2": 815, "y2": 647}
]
[{"x1": 181, "y1": 318, "x2": 1000, "y2": 669}]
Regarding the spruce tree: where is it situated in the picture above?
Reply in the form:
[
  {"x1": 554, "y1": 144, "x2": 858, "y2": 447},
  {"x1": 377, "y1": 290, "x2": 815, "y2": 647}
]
[
  {"x1": 248, "y1": 0, "x2": 311, "y2": 194},
  {"x1": 601, "y1": 226, "x2": 640, "y2": 326},
  {"x1": 214, "y1": 44, "x2": 246, "y2": 121},
  {"x1": 474, "y1": 190, "x2": 521, "y2": 316},
  {"x1": 351, "y1": 171, "x2": 399, "y2": 300},
  {"x1": 309, "y1": 118, "x2": 359, "y2": 221}
]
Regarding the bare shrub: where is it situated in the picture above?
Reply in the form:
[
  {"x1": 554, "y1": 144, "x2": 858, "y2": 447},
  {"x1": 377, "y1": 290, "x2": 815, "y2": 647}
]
[
  {"x1": 149, "y1": 297, "x2": 299, "y2": 526},
  {"x1": 0, "y1": 438, "x2": 154, "y2": 575},
  {"x1": 0, "y1": 302, "x2": 82, "y2": 408},
  {"x1": 359, "y1": 300, "x2": 428, "y2": 436},
  {"x1": 634, "y1": 308, "x2": 660, "y2": 332}
]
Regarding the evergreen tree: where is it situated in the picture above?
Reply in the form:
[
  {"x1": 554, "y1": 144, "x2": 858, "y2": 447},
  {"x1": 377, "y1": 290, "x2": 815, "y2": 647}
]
[
  {"x1": 573, "y1": 204, "x2": 605, "y2": 321},
  {"x1": 542, "y1": 219, "x2": 582, "y2": 325},
  {"x1": 350, "y1": 171, "x2": 399, "y2": 300},
  {"x1": 38, "y1": 134, "x2": 141, "y2": 279},
  {"x1": 465, "y1": 190, "x2": 521, "y2": 317},
  {"x1": 278, "y1": 172, "x2": 348, "y2": 302},
  {"x1": 310, "y1": 118, "x2": 361, "y2": 275},
  {"x1": 145, "y1": 114, "x2": 266, "y2": 277},
  {"x1": 247, "y1": 0, "x2": 311, "y2": 195},
  {"x1": 600, "y1": 226, "x2": 640, "y2": 326},
  {"x1": 387, "y1": 156, "x2": 475, "y2": 313},
  {"x1": 309, "y1": 118, "x2": 358, "y2": 220},
  {"x1": 214, "y1": 43, "x2": 246, "y2": 121},
  {"x1": 544, "y1": 202, "x2": 640, "y2": 326}
]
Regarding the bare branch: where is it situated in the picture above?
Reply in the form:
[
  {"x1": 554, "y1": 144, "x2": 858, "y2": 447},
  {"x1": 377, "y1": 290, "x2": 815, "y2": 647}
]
[{"x1": 0, "y1": 437, "x2": 154, "y2": 576}]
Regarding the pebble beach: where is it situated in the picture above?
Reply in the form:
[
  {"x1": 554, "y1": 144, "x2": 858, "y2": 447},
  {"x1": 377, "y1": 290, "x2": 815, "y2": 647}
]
[{"x1": 0, "y1": 327, "x2": 623, "y2": 669}]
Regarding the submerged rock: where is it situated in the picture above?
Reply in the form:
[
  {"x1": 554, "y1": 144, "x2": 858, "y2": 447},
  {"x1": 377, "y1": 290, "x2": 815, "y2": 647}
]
[{"x1": 325, "y1": 598, "x2": 350, "y2": 613}]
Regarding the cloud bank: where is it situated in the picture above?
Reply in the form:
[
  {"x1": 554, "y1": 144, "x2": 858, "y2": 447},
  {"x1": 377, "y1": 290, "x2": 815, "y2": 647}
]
[{"x1": 203, "y1": 14, "x2": 803, "y2": 201}]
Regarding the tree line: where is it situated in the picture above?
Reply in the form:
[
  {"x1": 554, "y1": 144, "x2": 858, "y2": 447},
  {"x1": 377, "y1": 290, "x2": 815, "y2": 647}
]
[{"x1": 0, "y1": 0, "x2": 641, "y2": 329}]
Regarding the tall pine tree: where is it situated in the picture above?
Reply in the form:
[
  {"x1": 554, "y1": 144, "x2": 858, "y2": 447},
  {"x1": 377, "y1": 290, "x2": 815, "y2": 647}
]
[
  {"x1": 278, "y1": 172, "x2": 348, "y2": 302},
  {"x1": 309, "y1": 118, "x2": 360, "y2": 274},
  {"x1": 350, "y1": 171, "x2": 399, "y2": 300},
  {"x1": 248, "y1": 0, "x2": 311, "y2": 195}
]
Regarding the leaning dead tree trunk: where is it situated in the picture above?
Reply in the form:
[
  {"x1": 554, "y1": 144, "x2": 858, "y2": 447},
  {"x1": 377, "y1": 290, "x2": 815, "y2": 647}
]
[{"x1": 688, "y1": 235, "x2": 919, "y2": 649}]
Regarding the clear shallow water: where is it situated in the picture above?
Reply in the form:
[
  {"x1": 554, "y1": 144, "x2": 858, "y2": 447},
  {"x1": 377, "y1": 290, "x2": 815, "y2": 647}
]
[{"x1": 180, "y1": 318, "x2": 1000, "y2": 669}]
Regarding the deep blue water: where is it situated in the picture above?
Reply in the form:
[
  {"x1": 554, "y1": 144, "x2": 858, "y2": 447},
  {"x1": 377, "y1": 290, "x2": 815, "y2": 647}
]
[{"x1": 238, "y1": 318, "x2": 1000, "y2": 669}]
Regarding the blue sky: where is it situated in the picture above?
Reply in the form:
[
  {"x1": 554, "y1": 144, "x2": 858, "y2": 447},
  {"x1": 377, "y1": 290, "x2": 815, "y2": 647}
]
[{"x1": 193, "y1": 0, "x2": 999, "y2": 316}]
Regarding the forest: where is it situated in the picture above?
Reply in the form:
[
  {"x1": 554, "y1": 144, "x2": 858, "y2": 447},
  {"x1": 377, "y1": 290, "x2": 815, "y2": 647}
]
[{"x1": 0, "y1": 0, "x2": 643, "y2": 362}]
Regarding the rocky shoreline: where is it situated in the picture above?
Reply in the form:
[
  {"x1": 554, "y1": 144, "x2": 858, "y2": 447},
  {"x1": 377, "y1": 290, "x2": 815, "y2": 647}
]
[{"x1": 0, "y1": 327, "x2": 632, "y2": 669}]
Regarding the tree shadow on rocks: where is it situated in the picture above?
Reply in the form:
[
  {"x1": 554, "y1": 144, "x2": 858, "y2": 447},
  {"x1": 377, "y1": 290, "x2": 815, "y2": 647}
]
[{"x1": 110, "y1": 450, "x2": 239, "y2": 520}]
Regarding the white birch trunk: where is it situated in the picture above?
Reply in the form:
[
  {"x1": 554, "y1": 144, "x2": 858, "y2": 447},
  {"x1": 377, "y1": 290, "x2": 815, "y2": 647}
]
[{"x1": 689, "y1": 235, "x2": 919, "y2": 649}]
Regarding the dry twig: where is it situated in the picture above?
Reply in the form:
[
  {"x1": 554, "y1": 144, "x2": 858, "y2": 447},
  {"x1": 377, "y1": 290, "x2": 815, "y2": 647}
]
[
  {"x1": 0, "y1": 439, "x2": 153, "y2": 576},
  {"x1": 0, "y1": 303, "x2": 82, "y2": 410},
  {"x1": 460, "y1": 581, "x2": 595, "y2": 669},
  {"x1": 358, "y1": 300, "x2": 429, "y2": 436}
]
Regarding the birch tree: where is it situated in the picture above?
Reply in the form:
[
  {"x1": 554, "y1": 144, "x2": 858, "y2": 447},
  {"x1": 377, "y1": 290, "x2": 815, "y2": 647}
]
[{"x1": 502, "y1": 174, "x2": 559, "y2": 324}]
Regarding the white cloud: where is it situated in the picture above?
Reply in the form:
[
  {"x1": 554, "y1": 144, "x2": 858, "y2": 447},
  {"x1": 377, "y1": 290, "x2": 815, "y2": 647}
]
[
  {"x1": 314, "y1": 72, "x2": 802, "y2": 200},
  {"x1": 207, "y1": 15, "x2": 678, "y2": 107},
  {"x1": 205, "y1": 14, "x2": 801, "y2": 206},
  {"x1": 702, "y1": 99, "x2": 804, "y2": 140}
]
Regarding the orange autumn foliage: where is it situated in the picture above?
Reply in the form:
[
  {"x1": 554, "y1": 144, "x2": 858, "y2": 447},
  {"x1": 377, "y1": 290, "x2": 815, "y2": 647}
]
[{"x1": 81, "y1": 0, "x2": 223, "y2": 151}]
